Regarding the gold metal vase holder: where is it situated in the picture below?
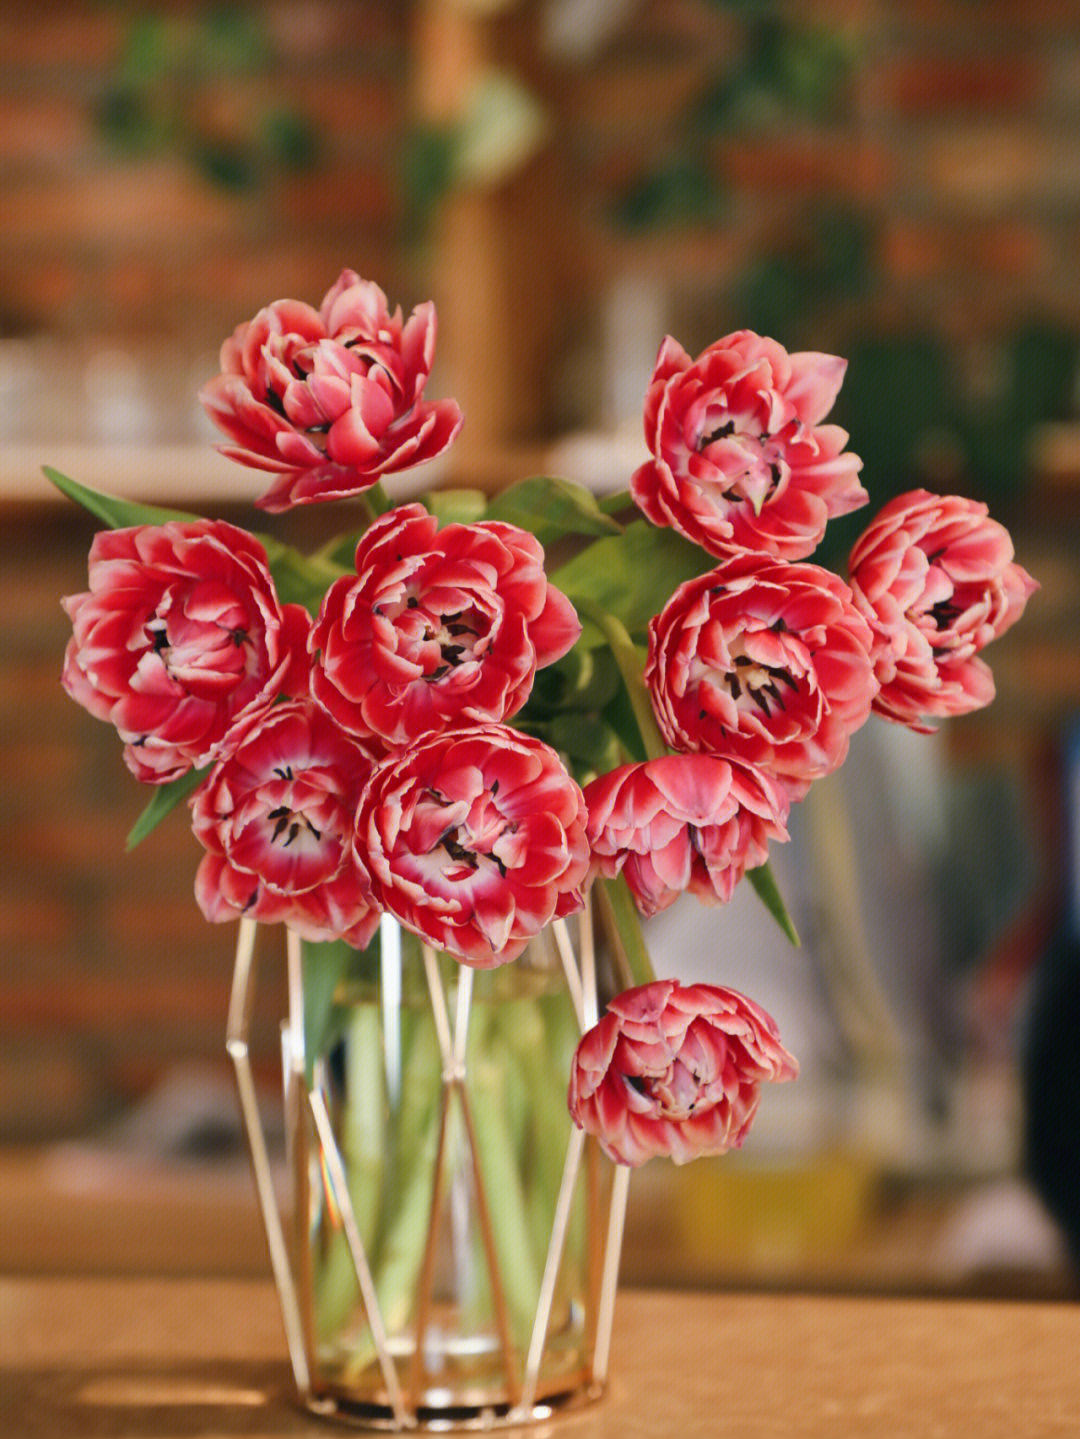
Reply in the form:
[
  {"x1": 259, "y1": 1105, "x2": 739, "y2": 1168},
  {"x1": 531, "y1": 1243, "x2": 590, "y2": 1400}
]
[{"x1": 227, "y1": 893, "x2": 631, "y2": 1430}]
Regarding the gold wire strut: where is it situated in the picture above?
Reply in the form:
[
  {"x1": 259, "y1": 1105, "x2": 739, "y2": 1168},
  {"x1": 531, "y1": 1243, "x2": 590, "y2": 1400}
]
[
  {"x1": 227, "y1": 919, "x2": 311, "y2": 1399},
  {"x1": 592, "y1": 1165, "x2": 630, "y2": 1385},
  {"x1": 514, "y1": 1125, "x2": 586, "y2": 1417},
  {"x1": 307, "y1": 1085, "x2": 413, "y2": 1428}
]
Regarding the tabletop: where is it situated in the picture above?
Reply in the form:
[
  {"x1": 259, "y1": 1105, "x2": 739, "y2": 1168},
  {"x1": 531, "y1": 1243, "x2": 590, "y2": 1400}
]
[{"x1": 2, "y1": 1277, "x2": 1079, "y2": 1438}]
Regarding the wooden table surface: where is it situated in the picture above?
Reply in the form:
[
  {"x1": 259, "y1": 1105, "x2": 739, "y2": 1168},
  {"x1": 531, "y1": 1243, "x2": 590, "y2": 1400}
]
[{"x1": 2, "y1": 1277, "x2": 1079, "y2": 1438}]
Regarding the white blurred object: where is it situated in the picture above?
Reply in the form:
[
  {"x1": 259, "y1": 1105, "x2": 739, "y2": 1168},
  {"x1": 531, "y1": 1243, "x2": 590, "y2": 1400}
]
[
  {"x1": 84, "y1": 346, "x2": 154, "y2": 444},
  {"x1": 546, "y1": 422, "x2": 647, "y2": 494},
  {"x1": 935, "y1": 1178, "x2": 1071, "y2": 1280},
  {"x1": 601, "y1": 272, "x2": 667, "y2": 428},
  {"x1": 0, "y1": 340, "x2": 35, "y2": 442},
  {"x1": 543, "y1": 0, "x2": 641, "y2": 61},
  {"x1": 455, "y1": 69, "x2": 550, "y2": 188}
]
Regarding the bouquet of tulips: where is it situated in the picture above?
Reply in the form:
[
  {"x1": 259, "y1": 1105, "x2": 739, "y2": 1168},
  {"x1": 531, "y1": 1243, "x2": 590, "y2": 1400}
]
[{"x1": 54, "y1": 269, "x2": 1036, "y2": 1171}]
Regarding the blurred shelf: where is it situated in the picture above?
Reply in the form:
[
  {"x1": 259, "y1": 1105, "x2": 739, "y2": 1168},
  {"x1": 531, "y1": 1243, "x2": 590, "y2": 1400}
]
[
  {"x1": 0, "y1": 443, "x2": 259, "y2": 508},
  {"x1": 0, "y1": 432, "x2": 644, "y2": 509},
  {"x1": 1, "y1": 1143, "x2": 1072, "y2": 1299}
]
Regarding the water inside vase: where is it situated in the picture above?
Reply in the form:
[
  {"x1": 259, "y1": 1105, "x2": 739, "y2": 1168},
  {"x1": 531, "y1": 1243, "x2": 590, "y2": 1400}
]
[{"x1": 295, "y1": 928, "x2": 606, "y2": 1415}]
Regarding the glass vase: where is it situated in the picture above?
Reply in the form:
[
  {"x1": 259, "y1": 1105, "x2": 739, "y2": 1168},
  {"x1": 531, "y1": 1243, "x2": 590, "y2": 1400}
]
[{"x1": 227, "y1": 899, "x2": 631, "y2": 1430}]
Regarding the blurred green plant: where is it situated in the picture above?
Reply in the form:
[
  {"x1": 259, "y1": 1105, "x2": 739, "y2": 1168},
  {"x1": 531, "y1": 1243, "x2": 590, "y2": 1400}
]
[
  {"x1": 834, "y1": 326, "x2": 1079, "y2": 517},
  {"x1": 696, "y1": 8, "x2": 857, "y2": 129},
  {"x1": 95, "y1": 4, "x2": 317, "y2": 191},
  {"x1": 400, "y1": 67, "x2": 549, "y2": 242},
  {"x1": 613, "y1": 4, "x2": 857, "y2": 234}
]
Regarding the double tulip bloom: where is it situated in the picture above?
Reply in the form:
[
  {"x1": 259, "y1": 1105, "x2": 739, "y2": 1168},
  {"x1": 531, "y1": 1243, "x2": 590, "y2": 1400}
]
[
  {"x1": 584, "y1": 754, "x2": 790, "y2": 918},
  {"x1": 192, "y1": 698, "x2": 380, "y2": 949},
  {"x1": 199, "y1": 270, "x2": 463, "y2": 512},
  {"x1": 568, "y1": 980, "x2": 798, "y2": 1167},
  {"x1": 848, "y1": 489, "x2": 1037, "y2": 731},
  {"x1": 60, "y1": 274, "x2": 1036, "y2": 1170},
  {"x1": 309, "y1": 504, "x2": 580, "y2": 748},
  {"x1": 630, "y1": 329, "x2": 867, "y2": 561},
  {"x1": 61, "y1": 519, "x2": 311, "y2": 784},
  {"x1": 645, "y1": 553, "x2": 878, "y2": 802}
]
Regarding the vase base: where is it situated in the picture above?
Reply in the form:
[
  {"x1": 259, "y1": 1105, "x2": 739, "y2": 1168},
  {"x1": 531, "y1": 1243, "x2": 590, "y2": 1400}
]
[{"x1": 304, "y1": 1377, "x2": 605, "y2": 1432}]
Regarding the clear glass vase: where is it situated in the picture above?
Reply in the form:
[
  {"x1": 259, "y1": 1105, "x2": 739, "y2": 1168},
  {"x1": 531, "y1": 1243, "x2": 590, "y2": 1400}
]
[{"x1": 227, "y1": 901, "x2": 630, "y2": 1431}]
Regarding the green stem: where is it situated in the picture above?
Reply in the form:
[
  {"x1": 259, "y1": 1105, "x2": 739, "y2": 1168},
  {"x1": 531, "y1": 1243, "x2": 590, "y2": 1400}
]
[
  {"x1": 466, "y1": 1008, "x2": 543, "y2": 1341},
  {"x1": 573, "y1": 596, "x2": 668, "y2": 763},
  {"x1": 601, "y1": 876, "x2": 657, "y2": 988}
]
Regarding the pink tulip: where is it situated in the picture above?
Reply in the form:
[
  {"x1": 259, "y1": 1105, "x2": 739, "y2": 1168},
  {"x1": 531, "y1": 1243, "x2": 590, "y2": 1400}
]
[
  {"x1": 355, "y1": 724, "x2": 590, "y2": 966},
  {"x1": 200, "y1": 271, "x2": 463, "y2": 511},
  {"x1": 61, "y1": 520, "x2": 310, "y2": 784},
  {"x1": 569, "y1": 980, "x2": 797, "y2": 1166},
  {"x1": 192, "y1": 699, "x2": 379, "y2": 947},
  {"x1": 848, "y1": 489, "x2": 1038, "y2": 730},
  {"x1": 583, "y1": 754, "x2": 789, "y2": 917},
  {"x1": 646, "y1": 553, "x2": 877, "y2": 800},
  {"x1": 310, "y1": 504, "x2": 580, "y2": 747},
  {"x1": 631, "y1": 330, "x2": 866, "y2": 560}
]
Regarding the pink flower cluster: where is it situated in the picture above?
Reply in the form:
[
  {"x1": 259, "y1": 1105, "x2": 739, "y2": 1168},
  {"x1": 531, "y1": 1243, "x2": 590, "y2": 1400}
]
[
  {"x1": 60, "y1": 271, "x2": 1037, "y2": 1171},
  {"x1": 61, "y1": 498, "x2": 588, "y2": 966},
  {"x1": 64, "y1": 277, "x2": 589, "y2": 969},
  {"x1": 567, "y1": 327, "x2": 1035, "y2": 1166}
]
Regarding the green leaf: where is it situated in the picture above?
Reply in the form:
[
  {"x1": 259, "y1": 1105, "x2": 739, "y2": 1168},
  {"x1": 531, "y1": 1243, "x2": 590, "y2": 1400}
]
[
  {"x1": 602, "y1": 684, "x2": 647, "y2": 765},
  {"x1": 126, "y1": 764, "x2": 209, "y2": 850},
  {"x1": 747, "y1": 862, "x2": 800, "y2": 946},
  {"x1": 483, "y1": 476, "x2": 622, "y2": 548},
  {"x1": 524, "y1": 644, "x2": 620, "y2": 719},
  {"x1": 43, "y1": 467, "x2": 200, "y2": 529},
  {"x1": 550, "y1": 522, "x2": 712, "y2": 645},
  {"x1": 418, "y1": 487, "x2": 488, "y2": 527},
  {"x1": 517, "y1": 711, "x2": 623, "y2": 784},
  {"x1": 262, "y1": 540, "x2": 348, "y2": 613},
  {"x1": 597, "y1": 489, "x2": 634, "y2": 516},
  {"x1": 312, "y1": 531, "x2": 364, "y2": 572}
]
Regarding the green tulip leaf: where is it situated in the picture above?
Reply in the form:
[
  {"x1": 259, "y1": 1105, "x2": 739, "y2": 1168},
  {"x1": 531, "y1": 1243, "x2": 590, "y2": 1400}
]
[
  {"x1": 418, "y1": 487, "x2": 488, "y2": 527},
  {"x1": 43, "y1": 467, "x2": 200, "y2": 529},
  {"x1": 126, "y1": 764, "x2": 209, "y2": 850},
  {"x1": 747, "y1": 862, "x2": 800, "y2": 947},
  {"x1": 483, "y1": 476, "x2": 623, "y2": 547},
  {"x1": 262, "y1": 540, "x2": 348, "y2": 613},
  {"x1": 551, "y1": 522, "x2": 712, "y2": 646}
]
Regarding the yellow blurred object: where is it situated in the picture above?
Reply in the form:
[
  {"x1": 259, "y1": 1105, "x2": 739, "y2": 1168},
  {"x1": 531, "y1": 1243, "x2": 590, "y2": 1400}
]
[{"x1": 672, "y1": 1152, "x2": 882, "y2": 1279}]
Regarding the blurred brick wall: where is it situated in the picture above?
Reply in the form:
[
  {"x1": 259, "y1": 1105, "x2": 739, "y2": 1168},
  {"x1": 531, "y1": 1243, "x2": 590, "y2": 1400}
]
[
  {"x1": 2, "y1": 0, "x2": 1078, "y2": 1140},
  {"x1": 0, "y1": 508, "x2": 296, "y2": 1141},
  {"x1": 560, "y1": 0, "x2": 1080, "y2": 340},
  {"x1": 0, "y1": 1, "x2": 407, "y2": 341}
]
